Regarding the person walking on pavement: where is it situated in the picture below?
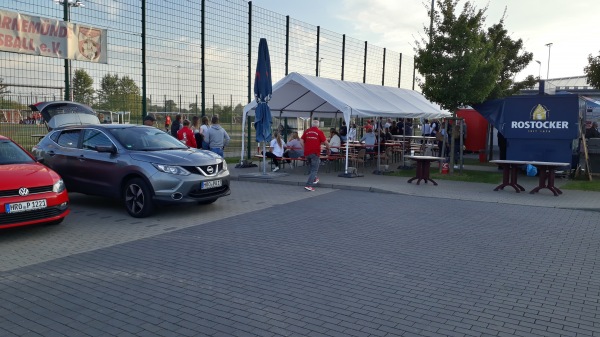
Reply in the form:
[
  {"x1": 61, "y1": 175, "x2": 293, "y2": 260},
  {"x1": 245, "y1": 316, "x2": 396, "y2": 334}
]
[{"x1": 301, "y1": 119, "x2": 330, "y2": 191}]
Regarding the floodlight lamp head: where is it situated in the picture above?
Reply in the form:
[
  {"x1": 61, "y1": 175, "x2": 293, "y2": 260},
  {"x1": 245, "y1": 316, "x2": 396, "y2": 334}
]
[{"x1": 535, "y1": 60, "x2": 541, "y2": 65}]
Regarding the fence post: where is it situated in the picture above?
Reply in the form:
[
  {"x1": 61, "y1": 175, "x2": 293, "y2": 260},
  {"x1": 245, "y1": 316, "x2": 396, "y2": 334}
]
[
  {"x1": 285, "y1": 16, "x2": 289, "y2": 76},
  {"x1": 341, "y1": 34, "x2": 345, "y2": 81},
  {"x1": 382, "y1": 47, "x2": 386, "y2": 86},
  {"x1": 398, "y1": 53, "x2": 402, "y2": 88},
  {"x1": 63, "y1": 1, "x2": 70, "y2": 101},
  {"x1": 363, "y1": 41, "x2": 367, "y2": 84},
  {"x1": 246, "y1": 1, "x2": 253, "y2": 160},
  {"x1": 412, "y1": 55, "x2": 416, "y2": 90},
  {"x1": 316, "y1": 26, "x2": 320, "y2": 76},
  {"x1": 141, "y1": 0, "x2": 147, "y2": 118},
  {"x1": 201, "y1": 0, "x2": 206, "y2": 117}
]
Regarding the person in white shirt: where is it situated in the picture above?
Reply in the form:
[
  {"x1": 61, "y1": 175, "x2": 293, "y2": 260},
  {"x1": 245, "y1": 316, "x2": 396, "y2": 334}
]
[
  {"x1": 422, "y1": 119, "x2": 432, "y2": 136},
  {"x1": 347, "y1": 123, "x2": 357, "y2": 142},
  {"x1": 327, "y1": 128, "x2": 341, "y2": 155},
  {"x1": 265, "y1": 131, "x2": 285, "y2": 172}
]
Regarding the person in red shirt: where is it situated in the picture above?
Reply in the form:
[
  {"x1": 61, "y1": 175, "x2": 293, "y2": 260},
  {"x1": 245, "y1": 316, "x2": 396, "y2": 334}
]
[
  {"x1": 177, "y1": 119, "x2": 197, "y2": 148},
  {"x1": 301, "y1": 119, "x2": 330, "y2": 191},
  {"x1": 165, "y1": 115, "x2": 172, "y2": 132}
]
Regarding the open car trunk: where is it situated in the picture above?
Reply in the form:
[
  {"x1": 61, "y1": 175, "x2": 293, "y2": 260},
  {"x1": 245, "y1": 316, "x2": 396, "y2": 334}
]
[{"x1": 29, "y1": 101, "x2": 100, "y2": 131}]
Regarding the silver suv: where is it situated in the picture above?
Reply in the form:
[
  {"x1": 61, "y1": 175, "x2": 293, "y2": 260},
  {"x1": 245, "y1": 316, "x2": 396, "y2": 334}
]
[{"x1": 31, "y1": 101, "x2": 230, "y2": 217}]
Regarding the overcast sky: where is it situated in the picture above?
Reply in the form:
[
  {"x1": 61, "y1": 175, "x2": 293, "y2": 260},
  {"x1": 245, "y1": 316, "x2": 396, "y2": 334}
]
[{"x1": 251, "y1": 0, "x2": 599, "y2": 82}]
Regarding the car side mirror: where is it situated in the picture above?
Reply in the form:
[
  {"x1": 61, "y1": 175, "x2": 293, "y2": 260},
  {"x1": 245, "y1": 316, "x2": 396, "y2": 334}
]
[{"x1": 96, "y1": 145, "x2": 116, "y2": 153}]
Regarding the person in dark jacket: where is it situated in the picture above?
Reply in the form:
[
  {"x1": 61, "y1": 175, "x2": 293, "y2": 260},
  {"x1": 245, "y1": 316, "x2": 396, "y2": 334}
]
[
  {"x1": 586, "y1": 122, "x2": 600, "y2": 139},
  {"x1": 170, "y1": 114, "x2": 182, "y2": 137}
]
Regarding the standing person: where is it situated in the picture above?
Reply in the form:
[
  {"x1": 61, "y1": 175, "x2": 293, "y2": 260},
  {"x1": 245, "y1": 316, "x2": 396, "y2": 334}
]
[
  {"x1": 170, "y1": 114, "x2": 182, "y2": 137},
  {"x1": 384, "y1": 118, "x2": 392, "y2": 129},
  {"x1": 191, "y1": 116, "x2": 203, "y2": 149},
  {"x1": 339, "y1": 121, "x2": 348, "y2": 143},
  {"x1": 397, "y1": 120, "x2": 404, "y2": 135},
  {"x1": 200, "y1": 116, "x2": 210, "y2": 150},
  {"x1": 390, "y1": 121, "x2": 399, "y2": 135},
  {"x1": 586, "y1": 122, "x2": 600, "y2": 139},
  {"x1": 177, "y1": 119, "x2": 197, "y2": 148},
  {"x1": 264, "y1": 131, "x2": 285, "y2": 172},
  {"x1": 431, "y1": 120, "x2": 439, "y2": 134},
  {"x1": 497, "y1": 130, "x2": 507, "y2": 161},
  {"x1": 143, "y1": 115, "x2": 156, "y2": 127},
  {"x1": 205, "y1": 116, "x2": 230, "y2": 157},
  {"x1": 422, "y1": 119, "x2": 432, "y2": 136},
  {"x1": 451, "y1": 119, "x2": 467, "y2": 168},
  {"x1": 347, "y1": 123, "x2": 357, "y2": 142},
  {"x1": 404, "y1": 119, "x2": 413, "y2": 136},
  {"x1": 164, "y1": 115, "x2": 172, "y2": 132},
  {"x1": 301, "y1": 119, "x2": 330, "y2": 192}
]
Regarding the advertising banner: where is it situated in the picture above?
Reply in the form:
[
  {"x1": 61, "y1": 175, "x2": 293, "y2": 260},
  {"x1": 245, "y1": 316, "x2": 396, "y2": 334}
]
[
  {"x1": 501, "y1": 95, "x2": 579, "y2": 140},
  {"x1": 0, "y1": 9, "x2": 107, "y2": 63}
]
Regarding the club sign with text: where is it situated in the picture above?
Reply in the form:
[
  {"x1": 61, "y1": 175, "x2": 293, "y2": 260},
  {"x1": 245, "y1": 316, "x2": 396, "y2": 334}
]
[
  {"x1": 0, "y1": 9, "x2": 107, "y2": 63},
  {"x1": 502, "y1": 95, "x2": 579, "y2": 140}
]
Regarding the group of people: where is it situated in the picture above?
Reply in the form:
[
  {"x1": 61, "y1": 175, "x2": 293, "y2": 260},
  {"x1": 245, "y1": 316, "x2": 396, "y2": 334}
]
[
  {"x1": 263, "y1": 130, "x2": 304, "y2": 172},
  {"x1": 144, "y1": 113, "x2": 230, "y2": 157},
  {"x1": 260, "y1": 120, "x2": 330, "y2": 191}
]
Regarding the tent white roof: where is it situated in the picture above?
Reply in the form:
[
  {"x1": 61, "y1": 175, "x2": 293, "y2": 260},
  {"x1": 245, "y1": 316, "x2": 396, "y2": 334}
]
[{"x1": 243, "y1": 72, "x2": 451, "y2": 123}]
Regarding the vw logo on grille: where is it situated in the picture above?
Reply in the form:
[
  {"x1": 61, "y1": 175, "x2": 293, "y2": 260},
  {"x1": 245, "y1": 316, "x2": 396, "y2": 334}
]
[
  {"x1": 18, "y1": 188, "x2": 29, "y2": 196},
  {"x1": 206, "y1": 165, "x2": 214, "y2": 174}
]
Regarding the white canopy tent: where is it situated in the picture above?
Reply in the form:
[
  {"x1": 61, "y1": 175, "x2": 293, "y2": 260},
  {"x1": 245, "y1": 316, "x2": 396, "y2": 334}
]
[{"x1": 241, "y1": 72, "x2": 451, "y2": 174}]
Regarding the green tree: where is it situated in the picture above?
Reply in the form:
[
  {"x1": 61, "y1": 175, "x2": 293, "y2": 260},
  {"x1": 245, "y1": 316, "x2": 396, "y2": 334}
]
[
  {"x1": 485, "y1": 19, "x2": 536, "y2": 99},
  {"x1": 584, "y1": 51, "x2": 600, "y2": 89},
  {"x1": 0, "y1": 78, "x2": 10, "y2": 97},
  {"x1": 165, "y1": 100, "x2": 177, "y2": 112},
  {"x1": 72, "y1": 69, "x2": 94, "y2": 105},
  {"x1": 233, "y1": 103, "x2": 244, "y2": 115},
  {"x1": 189, "y1": 103, "x2": 200, "y2": 114},
  {"x1": 97, "y1": 74, "x2": 141, "y2": 116},
  {"x1": 119, "y1": 76, "x2": 141, "y2": 117},
  {"x1": 415, "y1": 0, "x2": 502, "y2": 112},
  {"x1": 415, "y1": 0, "x2": 536, "y2": 171}
]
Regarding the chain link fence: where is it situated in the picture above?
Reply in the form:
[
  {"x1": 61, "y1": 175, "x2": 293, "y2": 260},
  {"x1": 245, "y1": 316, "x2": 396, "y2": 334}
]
[{"x1": 0, "y1": 0, "x2": 417, "y2": 157}]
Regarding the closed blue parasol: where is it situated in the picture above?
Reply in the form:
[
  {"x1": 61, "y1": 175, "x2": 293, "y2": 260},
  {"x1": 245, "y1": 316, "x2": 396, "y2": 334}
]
[{"x1": 254, "y1": 38, "x2": 273, "y2": 174}]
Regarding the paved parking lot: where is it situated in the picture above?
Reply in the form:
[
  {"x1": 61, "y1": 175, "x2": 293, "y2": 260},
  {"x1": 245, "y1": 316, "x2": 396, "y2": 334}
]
[{"x1": 1, "y1": 180, "x2": 600, "y2": 336}]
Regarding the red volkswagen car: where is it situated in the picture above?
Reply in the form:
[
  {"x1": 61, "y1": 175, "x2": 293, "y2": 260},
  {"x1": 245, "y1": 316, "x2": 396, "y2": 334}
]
[{"x1": 0, "y1": 135, "x2": 69, "y2": 229}]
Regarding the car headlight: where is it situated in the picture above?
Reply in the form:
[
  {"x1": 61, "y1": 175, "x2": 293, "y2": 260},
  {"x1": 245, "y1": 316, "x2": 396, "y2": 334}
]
[
  {"x1": 52, "y1": 179, "x2": 66, "y2": 193},
  {"x1": 153, "y1": 163, "x2": 190, "y2": 175},
  {"x1": 218, "y1": 158, "x2": 227, "y2": 170}
]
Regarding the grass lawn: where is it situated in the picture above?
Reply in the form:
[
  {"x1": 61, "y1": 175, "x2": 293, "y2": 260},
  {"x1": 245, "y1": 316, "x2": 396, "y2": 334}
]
[
  {"x1": 389, "y1": 167, "x2": 503, "y2": 184},
  {"x1": 390, "y1": 159, "x2": 600, "y2": 192},
  {"x1": 561, "y1": 177, "x2": 600, "y2": 192}
]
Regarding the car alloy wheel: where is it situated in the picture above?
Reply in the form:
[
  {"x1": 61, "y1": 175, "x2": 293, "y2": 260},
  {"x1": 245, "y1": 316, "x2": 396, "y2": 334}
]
[{"x1": 124, "y1": 178, "x2": 153, "y2": 218}]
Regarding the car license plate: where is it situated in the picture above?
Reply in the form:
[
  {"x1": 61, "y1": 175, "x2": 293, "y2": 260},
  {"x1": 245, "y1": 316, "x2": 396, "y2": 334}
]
[
  {"x1": 5, "y1": 199, "x2": 47, "y2": 214},
  {"x1": 201, "y1": 179, "x2": 222, "y2": 190}
]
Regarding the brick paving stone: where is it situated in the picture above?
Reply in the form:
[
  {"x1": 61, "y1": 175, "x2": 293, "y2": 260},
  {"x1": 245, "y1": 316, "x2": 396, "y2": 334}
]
[{"x1": 2, "y1": 183, "x2": 600, "y2": 336}]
